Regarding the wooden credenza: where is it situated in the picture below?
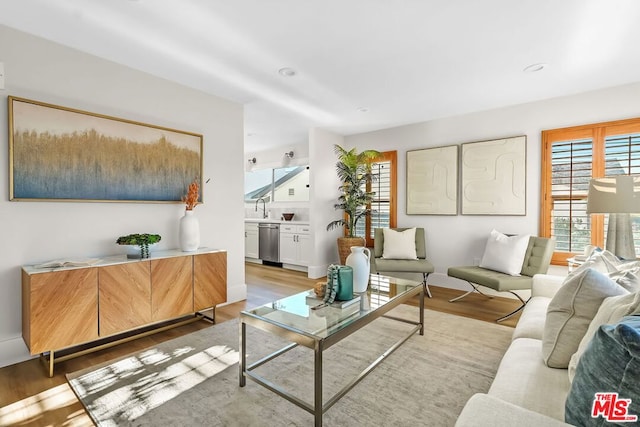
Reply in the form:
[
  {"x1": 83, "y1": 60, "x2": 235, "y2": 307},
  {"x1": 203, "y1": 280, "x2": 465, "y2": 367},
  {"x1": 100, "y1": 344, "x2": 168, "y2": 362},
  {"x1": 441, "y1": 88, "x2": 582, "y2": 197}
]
[{"x1": 22, "y1": 248, "x2": 227, "y2": 375}]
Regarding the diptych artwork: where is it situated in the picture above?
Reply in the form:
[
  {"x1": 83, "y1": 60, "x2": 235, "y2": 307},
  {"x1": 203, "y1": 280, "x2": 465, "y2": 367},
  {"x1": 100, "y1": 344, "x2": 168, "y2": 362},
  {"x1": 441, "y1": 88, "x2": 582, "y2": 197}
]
[
  {"x1": 406, "y1": 145, "x2": 458, "y2": 215},
  {"x1": 460, "y1": 136, "x2": 526, "y2": 215}
]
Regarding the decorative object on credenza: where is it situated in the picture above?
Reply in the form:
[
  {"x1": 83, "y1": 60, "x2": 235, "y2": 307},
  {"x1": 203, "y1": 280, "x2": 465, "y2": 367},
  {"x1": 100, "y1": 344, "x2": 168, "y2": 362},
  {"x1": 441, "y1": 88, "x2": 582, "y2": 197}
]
[
  {"x1": 460, "y1": 135, "x2": 526, "y2": 215},
  {"x1": 8, "y1": 96, "x2": 202, "y2": 203},
  {"x1": 326, "y1": 144, "x2": 380, "y2": 263},
  {"x1": 179, "y1": 178, "x2": 200, "y2": 252},
  {"x1": 116, "y1": 233, "x2": 161, "y2": 259},
  {"x1": 346, "y1": 246, "x2": 371, "y2": 293},
  {"x1": 406, "y1": 145, "x2": 458, "y2": 215}
]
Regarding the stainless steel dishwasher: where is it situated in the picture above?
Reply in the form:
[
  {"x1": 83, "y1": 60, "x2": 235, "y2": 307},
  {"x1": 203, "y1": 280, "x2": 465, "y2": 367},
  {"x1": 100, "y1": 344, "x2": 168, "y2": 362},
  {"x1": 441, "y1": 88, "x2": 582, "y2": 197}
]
[{"x1": 258, "y1": 223, "x2": 280, "y2": 263}]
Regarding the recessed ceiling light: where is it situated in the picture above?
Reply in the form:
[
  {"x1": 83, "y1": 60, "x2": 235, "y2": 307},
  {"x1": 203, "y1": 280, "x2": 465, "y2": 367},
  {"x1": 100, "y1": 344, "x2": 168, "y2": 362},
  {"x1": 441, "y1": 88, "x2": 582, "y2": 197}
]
[
  {"x1": 523, "y1": 63, "x2": 547, "y2": 73},
  {"x1": 357, "y1": 107, "x2": 369, "y2": 113},
  {"x1": 278, "y1": 67, "x2": 296, "y2": 77}
]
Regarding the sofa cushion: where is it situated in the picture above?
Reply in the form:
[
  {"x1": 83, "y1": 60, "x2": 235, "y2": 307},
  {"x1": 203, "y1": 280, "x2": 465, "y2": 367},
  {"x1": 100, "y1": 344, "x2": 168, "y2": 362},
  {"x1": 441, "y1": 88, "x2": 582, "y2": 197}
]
[
  {"x1": 568, "y1": 291, "x2": 640, "y2": 383},
  {"x1": 488, "y1": 338, "x2": 571, "y2": 421},
  {"x1": 479, "y1": 229, "x2": 530, "y2": 276},
  {"x1": 512, "y1": 296, "x2": 551, "y2": 341},
  {"x1": 382, "y1": 227, "x2": 417, "y2": 259},
  {"x1": 565, "y1": 315, "x2": 640, "y2": 426},
  {"x1": 542, "y1": 268, "x2": 628, "y2": 368}
]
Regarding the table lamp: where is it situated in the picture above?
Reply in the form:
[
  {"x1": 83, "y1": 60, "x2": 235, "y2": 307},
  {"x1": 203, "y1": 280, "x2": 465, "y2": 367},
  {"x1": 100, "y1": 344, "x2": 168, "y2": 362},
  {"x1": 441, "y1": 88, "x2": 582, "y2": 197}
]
[{"x1": 586, "y1": 175, "x2": 640, "y2": 260}]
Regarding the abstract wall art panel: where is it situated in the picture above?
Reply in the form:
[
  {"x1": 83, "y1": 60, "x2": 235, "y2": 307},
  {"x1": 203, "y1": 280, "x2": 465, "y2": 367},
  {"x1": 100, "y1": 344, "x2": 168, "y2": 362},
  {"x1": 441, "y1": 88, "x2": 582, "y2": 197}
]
[
  {"x1": 461, "y1": 135, "x2": 526, "y2": 215},
  {"x1": 406, "y1": 145, "x2": 458, "y2": 215},
  {"x1": 9, "y1": 96, "x2": 203, "y2": 203}
]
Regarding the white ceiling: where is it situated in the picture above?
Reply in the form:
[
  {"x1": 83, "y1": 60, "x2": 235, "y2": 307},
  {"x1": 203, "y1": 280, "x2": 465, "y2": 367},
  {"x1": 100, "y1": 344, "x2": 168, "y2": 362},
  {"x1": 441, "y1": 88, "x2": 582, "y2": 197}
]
[{"x1": 2, "y1": 0, "x2": 640, "y2": 152}]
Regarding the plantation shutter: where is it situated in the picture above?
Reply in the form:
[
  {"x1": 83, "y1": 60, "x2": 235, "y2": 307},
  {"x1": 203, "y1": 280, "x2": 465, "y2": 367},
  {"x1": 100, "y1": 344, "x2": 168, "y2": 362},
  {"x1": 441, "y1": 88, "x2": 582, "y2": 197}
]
[
  {"x1": 353, "y1": 151, "x2": 397, "y2": 247},
  {"x1": 549, "y1": 139, "x2": 593, "y2": 254}
]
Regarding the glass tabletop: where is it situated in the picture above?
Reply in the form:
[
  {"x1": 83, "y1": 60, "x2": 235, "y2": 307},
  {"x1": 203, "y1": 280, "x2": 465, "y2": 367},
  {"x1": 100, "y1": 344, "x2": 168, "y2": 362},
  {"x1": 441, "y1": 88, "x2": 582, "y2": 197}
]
[{"x1": 242, "y1": 274, "x2": 422, "y2": 339}]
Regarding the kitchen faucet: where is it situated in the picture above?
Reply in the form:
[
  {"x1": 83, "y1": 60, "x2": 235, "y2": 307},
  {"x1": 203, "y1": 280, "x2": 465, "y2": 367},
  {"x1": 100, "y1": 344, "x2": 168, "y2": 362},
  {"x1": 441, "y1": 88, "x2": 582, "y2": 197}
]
[{"x1": 255, "y1": 197, "x2": 267, "y2": 219}]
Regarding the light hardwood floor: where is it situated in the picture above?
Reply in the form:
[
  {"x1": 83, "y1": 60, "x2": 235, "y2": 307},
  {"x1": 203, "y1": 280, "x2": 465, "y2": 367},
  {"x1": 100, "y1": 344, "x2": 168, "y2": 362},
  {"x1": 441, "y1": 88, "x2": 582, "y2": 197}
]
[{"x1": 0, "y1": 263, "x2": 521, "y2": 426}]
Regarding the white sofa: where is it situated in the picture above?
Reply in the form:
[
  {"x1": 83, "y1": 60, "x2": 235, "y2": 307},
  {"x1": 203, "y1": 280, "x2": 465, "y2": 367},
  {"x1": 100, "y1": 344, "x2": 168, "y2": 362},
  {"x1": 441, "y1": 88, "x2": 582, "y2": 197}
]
[{"x1": 456, "y1": 273, "x2": 574, "y2": 426}]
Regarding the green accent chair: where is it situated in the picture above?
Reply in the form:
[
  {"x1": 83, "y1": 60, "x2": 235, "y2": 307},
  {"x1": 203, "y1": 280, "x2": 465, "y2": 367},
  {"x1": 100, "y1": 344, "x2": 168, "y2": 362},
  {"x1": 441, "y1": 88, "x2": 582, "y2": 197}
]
[
  {"x1": 447, "y1": 236, "x2": 555, "y2": 322},
  {"x1": 373, "y1": 228, "x2": 435, "y2": 298}
]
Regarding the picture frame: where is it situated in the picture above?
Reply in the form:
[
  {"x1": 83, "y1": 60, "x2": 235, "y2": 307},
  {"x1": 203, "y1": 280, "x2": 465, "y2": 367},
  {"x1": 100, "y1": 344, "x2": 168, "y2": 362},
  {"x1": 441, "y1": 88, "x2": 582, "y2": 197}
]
[
  {"x1": 460, "y1": 135, "x2": 526, "y2": 215},
  {"x1": 9, "y1": 96, "x2": 203, "y2": 203},
  {"x1": 406, "y1": 145, "x2": 458, "y2": 215}
]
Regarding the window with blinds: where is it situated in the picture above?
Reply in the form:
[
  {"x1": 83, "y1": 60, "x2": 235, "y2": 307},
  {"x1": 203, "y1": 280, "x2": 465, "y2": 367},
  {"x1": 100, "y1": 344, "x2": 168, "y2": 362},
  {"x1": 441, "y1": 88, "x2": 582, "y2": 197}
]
[
  {"x1": 550, "y1": 139, "x2": 593, "y2": 253},
  {"x1": 541, "y1": 118, "x2": 640, "y2": 264},
  {"x1": 353, "y1": 151, "x2": 397, "y2": 247}
]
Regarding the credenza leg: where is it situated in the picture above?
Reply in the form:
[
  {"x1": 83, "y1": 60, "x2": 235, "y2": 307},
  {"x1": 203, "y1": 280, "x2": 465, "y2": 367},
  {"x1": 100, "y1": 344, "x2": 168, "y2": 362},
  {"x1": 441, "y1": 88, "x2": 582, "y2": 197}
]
[{"x1": 39, "y1": 350, "x2": 55, "y2": 377}]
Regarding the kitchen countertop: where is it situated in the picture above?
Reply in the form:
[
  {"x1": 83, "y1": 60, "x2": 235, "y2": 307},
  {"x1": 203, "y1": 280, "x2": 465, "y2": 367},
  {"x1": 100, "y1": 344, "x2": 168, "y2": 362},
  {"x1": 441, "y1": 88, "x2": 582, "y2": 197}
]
[{"x1": 245, "y1": 218, "x2": 309, "y2": 225}]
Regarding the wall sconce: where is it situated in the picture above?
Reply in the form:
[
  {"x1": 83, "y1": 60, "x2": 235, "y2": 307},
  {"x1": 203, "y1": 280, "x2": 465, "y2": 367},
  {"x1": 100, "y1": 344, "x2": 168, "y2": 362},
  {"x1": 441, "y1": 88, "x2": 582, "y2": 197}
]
[
  {"x1": 246, "y1": 157, "x2": 257, "y2": 172},
  {"x1": 283, "y1": 151, "x2": 294, "y2": 166}
]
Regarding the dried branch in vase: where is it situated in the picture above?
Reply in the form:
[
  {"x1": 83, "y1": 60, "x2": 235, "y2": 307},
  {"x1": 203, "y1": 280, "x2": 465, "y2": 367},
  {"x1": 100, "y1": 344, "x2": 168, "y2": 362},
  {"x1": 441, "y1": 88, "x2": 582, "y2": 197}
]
[{"x1": 182, "y1": 179, "x2": 199, "y2": 210}]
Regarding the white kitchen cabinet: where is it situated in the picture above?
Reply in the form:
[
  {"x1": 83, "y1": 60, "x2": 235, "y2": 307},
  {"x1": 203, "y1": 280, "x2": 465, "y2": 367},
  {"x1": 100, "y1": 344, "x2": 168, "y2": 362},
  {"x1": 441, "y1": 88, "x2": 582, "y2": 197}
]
[
  {"x1": 279, "y1": 224, "x2": 310, "y2": 266},
  {"x1": 245, "y1": 222, "x2": 259, "y2": 259}
]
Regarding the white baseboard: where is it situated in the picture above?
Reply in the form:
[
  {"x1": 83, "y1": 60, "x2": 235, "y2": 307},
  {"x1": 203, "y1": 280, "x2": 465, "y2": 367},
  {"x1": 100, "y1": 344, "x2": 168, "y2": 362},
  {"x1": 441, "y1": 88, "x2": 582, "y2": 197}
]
[
  {"x1": 0, "y1": 336, "x2": 34, "y2": 369},
  {"x1": 226, "y1": 283, "x2": 247, "y2": 304},
  {"x1": 307, "y1": 264, "x2": 328, "y2": 279}
]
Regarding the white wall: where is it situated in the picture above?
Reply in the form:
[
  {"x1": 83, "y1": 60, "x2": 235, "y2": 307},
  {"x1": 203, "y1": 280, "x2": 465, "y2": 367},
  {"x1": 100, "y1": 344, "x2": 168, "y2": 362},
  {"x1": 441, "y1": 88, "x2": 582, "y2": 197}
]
[
  {"x1": 346, "y1": 82, "x2": 640, "y2": 291},
  {"x1": 0, "y1": 25, "x2": 245, "y2": 367},
  {"x1": 309, "y1": 128, "x2": 343, "y2": 278}
]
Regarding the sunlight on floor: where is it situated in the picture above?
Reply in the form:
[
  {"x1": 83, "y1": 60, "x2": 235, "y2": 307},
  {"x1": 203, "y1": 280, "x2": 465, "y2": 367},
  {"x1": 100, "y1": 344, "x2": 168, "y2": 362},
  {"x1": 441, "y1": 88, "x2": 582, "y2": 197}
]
[
  {"x1": 69, "y1": 344, "x2": 238, "y2": 422},
  {"x1": 0, "y1": 383, "x2": 88, "y2": 426}
]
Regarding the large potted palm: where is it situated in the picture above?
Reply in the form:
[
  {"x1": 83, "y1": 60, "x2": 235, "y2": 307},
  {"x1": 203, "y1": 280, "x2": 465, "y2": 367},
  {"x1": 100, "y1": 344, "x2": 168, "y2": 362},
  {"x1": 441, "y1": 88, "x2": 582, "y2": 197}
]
[{"x1": 327, "y1": 144, "x2": 380, "y2": 264}]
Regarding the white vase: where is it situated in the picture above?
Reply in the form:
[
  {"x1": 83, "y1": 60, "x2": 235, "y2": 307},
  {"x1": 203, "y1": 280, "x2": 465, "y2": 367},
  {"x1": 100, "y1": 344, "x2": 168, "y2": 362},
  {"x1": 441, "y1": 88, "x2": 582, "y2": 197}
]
[
  {"x1": 346, "y1": 246, "x2": 371, "y2": 293},
  {"x1": 179, "y1": 210, "x2": 200, "y2": 252}
]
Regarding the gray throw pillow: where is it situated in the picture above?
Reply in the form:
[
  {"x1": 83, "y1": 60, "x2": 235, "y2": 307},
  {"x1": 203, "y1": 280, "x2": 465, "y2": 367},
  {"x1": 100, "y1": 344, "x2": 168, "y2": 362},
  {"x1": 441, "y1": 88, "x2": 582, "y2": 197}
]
[
  {"x1": 542, "y1": 268, "x2": 628, "y2": 368},
  {"x1": 565, "y1": 315, "x2": 640, "y2": 426}
]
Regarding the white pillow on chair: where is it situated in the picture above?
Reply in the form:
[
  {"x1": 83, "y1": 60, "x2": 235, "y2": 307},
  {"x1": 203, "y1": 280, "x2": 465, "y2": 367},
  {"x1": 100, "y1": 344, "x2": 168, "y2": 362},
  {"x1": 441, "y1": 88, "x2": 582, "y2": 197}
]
[
  {"x1": 382, "y1": 228, "x2": 417, "y2": 259},
  {"x1": 479, "y1": 229, "x2": 530, "y2": 276}
]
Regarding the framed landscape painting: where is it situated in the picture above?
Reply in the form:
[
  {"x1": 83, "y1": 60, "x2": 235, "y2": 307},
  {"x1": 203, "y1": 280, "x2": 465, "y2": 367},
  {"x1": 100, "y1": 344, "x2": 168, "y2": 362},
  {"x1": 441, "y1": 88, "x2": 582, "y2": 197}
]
[
  {"x1": 406, "y1": 145, "x2": 458, "y2": 215},
  {"x1": 8, "y1": 96, "x2": 203, "y2": 203},
  {"x1": 460, "y1": 135, "x2": 526, "y2": 215}
]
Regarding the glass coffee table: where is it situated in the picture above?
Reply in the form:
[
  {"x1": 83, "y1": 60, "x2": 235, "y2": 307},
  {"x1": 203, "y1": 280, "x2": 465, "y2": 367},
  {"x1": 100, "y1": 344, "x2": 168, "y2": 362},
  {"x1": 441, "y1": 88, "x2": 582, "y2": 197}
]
[{"x1": 239, "y1": 274, "x2": 424, "y2": 426}]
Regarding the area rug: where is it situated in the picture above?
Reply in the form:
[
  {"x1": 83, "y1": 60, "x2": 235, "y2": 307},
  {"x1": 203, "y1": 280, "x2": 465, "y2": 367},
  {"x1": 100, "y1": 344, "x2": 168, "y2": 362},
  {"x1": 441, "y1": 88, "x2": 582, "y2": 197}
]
[{"x1": 67, "y1": 305, "x2": 513, "y2": 426}]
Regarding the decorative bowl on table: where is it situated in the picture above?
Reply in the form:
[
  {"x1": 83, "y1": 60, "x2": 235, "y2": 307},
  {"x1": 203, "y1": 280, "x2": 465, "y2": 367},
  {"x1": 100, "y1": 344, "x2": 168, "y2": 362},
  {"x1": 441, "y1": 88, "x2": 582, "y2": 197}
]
[{"x1": 282, "y1": 213, "x2": 295, "y2": 221}]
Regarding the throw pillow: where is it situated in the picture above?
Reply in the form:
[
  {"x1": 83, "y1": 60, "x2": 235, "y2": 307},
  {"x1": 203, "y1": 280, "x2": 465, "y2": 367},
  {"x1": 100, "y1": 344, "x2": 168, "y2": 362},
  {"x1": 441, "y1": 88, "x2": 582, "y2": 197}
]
[
  {"x1": 565, "y1": 315, "x2": 640, "y2": 426},
  {"x1": 478, "y1": 229, "x2": 530, "y2": 276},
  {"x1": 542, "y1": 268, "x2": 628, "y2": 368},
  {"x1": 571, "y1": 250, "x2": 640, "y2": 292},
  {"x1": 568, "y1": 292, "x2": 640, "y2": 383},
  {"x1": 382, "y1": 228, "x2": 417, "y2": 260}
]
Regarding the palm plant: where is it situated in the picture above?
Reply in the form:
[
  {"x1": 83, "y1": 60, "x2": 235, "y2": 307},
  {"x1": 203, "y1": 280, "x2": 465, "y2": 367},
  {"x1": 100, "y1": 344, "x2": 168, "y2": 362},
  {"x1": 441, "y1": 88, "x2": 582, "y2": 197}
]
[{"x1": 327, "y1": 144, "x2": 380, "y2": 237}]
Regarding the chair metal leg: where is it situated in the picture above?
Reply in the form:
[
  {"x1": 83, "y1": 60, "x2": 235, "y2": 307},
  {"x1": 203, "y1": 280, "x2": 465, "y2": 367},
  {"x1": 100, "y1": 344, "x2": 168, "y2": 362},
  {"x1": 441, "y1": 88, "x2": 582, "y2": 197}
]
[
  {"x1": 423, "y1": 273, "x2": 432, "y2": 298},
  {"x1": 448, "y1": 280, "x2": 491, "y2": 303},
  {"x1": 495, "y1": 293, "x2": 530, "y2": 323}
]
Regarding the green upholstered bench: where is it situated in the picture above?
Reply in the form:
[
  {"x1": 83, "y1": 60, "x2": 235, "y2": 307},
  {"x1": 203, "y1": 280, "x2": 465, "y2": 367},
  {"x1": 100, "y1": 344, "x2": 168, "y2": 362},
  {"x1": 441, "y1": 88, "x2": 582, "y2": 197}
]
[{"x1": 447, "y1": 236, "x2": 555, "y2": 322}]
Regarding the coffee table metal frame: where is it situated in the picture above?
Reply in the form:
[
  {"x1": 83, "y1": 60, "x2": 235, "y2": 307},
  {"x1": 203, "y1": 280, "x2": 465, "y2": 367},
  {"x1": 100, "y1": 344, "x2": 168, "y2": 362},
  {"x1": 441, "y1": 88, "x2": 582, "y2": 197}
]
[{"x1": 239, "y1": 276, "x2": 425, "y2": 426}]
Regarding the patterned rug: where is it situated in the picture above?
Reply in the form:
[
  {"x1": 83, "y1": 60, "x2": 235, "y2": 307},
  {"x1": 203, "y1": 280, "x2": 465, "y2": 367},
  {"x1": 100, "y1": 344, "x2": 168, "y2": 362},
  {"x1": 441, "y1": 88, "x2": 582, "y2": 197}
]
[{"x1": 67, "y1": 305, "x2": 512, "y2": 426}]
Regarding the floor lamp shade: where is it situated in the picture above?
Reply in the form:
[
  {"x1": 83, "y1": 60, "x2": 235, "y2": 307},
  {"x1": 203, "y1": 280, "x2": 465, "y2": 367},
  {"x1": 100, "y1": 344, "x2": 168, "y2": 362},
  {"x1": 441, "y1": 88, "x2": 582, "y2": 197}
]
[{"x1": 587, "y1": 176, "x2": 640, "y2": 259}]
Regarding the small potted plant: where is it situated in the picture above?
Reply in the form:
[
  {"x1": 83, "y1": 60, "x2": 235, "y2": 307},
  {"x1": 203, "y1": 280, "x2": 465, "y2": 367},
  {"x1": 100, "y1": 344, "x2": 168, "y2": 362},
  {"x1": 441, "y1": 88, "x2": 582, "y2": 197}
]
[
  {"x1": 326, "y1": 144, "x2": 380, "y2": 264},
  {"x1": 116, "y1": 233, "x2": 162, "y2": 259}
]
